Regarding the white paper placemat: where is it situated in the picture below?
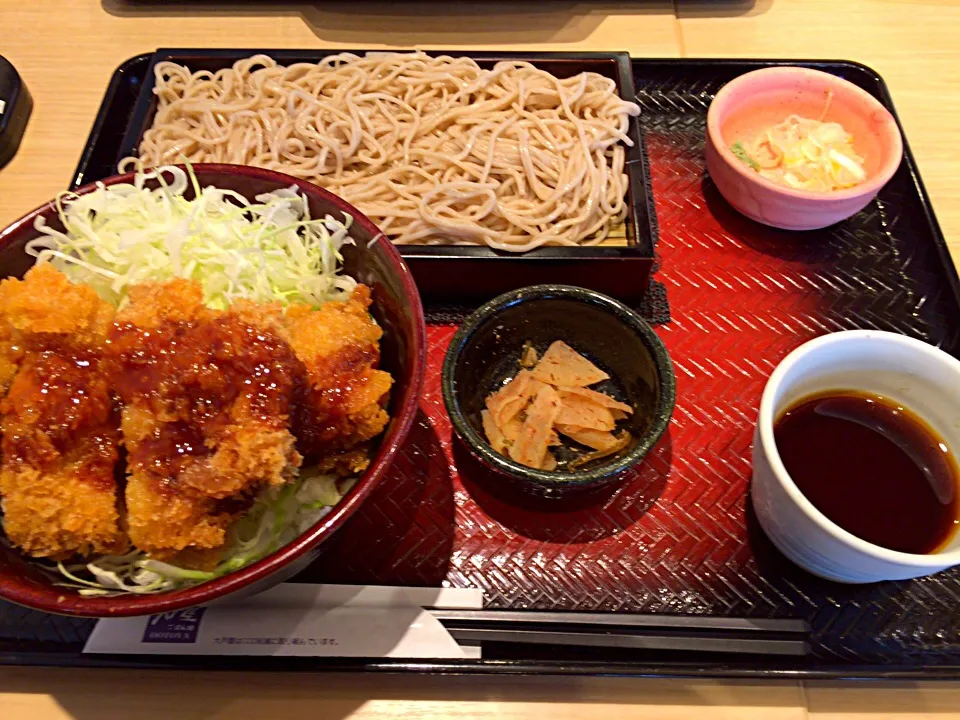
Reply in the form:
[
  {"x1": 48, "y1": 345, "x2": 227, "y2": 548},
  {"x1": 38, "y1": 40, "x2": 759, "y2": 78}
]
[{"x1": 84, "y1": 584, "x2": 483, "y2": 659}]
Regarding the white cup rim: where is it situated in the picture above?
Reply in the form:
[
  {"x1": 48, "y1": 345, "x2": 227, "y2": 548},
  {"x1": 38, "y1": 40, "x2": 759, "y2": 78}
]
[{"x1": 758, "y1": 329, "x2": 960, "y2": 567}]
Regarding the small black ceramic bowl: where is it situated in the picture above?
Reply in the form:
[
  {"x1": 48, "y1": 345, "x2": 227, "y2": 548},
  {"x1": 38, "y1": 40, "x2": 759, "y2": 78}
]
[{"x1": 442, "y1": 285, "x2": 676, "y2": 498}]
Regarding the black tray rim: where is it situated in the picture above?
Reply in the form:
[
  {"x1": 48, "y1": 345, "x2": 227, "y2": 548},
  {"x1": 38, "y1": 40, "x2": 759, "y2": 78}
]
[
  {"x1": 32, "y1": 54, "x2": 960, "y2": 680},
  {"x1": 70, "y1": 52, "x2": 154, "y2": 190},
  {"x1": 5, "y1": 652, "x2": 960, "y2": 681}
]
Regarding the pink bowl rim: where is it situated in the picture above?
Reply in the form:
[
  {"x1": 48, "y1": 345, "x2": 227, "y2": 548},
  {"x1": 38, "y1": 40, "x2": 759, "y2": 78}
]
[
  {"x1": 0, "y1": 163, "x2": 426, "y2": 617},
  {"x1": 706, "y1": 66, "x2": 904, "y2": 203}
]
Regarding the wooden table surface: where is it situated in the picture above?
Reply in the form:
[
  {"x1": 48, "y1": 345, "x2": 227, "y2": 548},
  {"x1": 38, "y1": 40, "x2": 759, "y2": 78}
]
[{"x1": 2, "y1": 1, "x2": 960, "y2": 717}]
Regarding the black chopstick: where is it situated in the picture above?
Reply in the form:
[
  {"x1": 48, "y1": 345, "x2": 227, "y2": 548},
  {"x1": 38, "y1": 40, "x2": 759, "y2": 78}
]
[{"x1": 428, "y1": 609, "x2": 809, "y2": 657}]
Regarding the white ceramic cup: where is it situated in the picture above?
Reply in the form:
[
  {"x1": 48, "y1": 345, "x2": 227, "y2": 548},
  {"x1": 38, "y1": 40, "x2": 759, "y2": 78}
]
[{"x1": 751, "y1": 330, "x2": 960, "y2": 583}]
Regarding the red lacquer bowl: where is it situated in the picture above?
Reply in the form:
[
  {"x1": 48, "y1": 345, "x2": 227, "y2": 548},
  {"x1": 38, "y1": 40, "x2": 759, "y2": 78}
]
[{"x1": 0, "y1": 164, "x2": 426, "y2": 617}]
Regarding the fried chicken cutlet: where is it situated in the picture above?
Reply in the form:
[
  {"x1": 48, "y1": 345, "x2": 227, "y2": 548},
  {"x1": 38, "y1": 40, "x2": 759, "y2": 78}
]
[
  {"x1": 285, "y1": 285, "x2": 393, "y2": 475},
  {"x1": 0, "y1": 265, "x2": 124, "y2": 559},
  {"x1": 0, "y1": 266, "x2": 394, "y2": 570},
  {"x1": 0, "y1": 314, "x2": 22, "y2": 397},
  {"x1": 106, "y1": 280, "x2": 305, "y2": 561}
]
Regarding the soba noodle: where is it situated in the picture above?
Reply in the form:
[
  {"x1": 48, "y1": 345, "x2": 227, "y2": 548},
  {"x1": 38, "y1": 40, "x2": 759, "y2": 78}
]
[{"x1": 127, "y1": 52, "x2": 641, "y2": 252}]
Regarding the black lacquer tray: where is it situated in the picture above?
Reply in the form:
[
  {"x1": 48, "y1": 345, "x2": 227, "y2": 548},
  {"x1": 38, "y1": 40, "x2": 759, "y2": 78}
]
[{"x1": 2, "y1": 54, "x2": 959, "y2": 680}]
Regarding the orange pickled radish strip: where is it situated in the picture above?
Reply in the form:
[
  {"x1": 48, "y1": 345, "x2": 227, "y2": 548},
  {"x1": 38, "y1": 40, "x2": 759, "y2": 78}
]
[
  {"x1": 486, "y1": 369, "x2": 536, "y2": 426},
  {"x1": 530, "y1": 341, "x2": 608, "y2": 387},
  {"x1": 568, "y1": 432, "x2": 632, "y2": 470},
  {"x1": 555, "y1": 394, "x2": 616, "y2": 431},
  {"x1": 480, "y1": 339, "x2": 634, "y2": 471},
  {"x1": 481, "y1": 409, "x2": 507, "y2": 454},
  {"x1": 501, "y1": 416, "x2": 523, "y2": 444},
  {"x1": 558, "y1": 386, "x2": 633, "y2": 414},
  {"x1": 555, "y1": 424, "x2": 621, "y2": 451},
  {"x1": 541, "y1": 451, "x2": 558, "y2": 472},
  {"x1": 509, "y1": 384, "x2": 562, "y2": 467}
]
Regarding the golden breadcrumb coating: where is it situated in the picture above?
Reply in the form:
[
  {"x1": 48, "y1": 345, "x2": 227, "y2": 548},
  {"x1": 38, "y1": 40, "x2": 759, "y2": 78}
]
[
  {"x1": 107, "y1": 280, "x2": 304, "y2": 560},
  {"x1": 0, "y1": 263, "x2": 113, "y2": 343},
  {"x1": 0, "y1": 268, "x2": 395, "y2": 567},
  {"x1": 0, "y1": 266, "x2": 123, "y2": 559},
  {"x1": 286, "y1": 285, "x2": 393, "y2": 458}
]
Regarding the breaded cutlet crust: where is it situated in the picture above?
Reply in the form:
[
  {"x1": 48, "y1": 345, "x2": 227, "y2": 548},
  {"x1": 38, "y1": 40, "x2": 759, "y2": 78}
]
[
  {"x1": 286, "y1": 286, "x2": 393, "y2": 458},
  {"x1": 107, "y1": 280, "x2": 304, "y2": 559},
  {"x1": 0, "y1": 266, "x2": 124, "y2": 559}
]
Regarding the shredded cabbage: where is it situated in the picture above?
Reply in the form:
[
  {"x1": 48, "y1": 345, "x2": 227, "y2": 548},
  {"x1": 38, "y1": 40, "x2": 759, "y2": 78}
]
[
  {"x1": 26, "y1": 164, "x2": 358, "y2": 310},
  {"x1": 55, "y1": 470, "x2": 352, "y2": 597},
  {"x1": 731, "y1": 105, "x2": 867, "y2": 192}
]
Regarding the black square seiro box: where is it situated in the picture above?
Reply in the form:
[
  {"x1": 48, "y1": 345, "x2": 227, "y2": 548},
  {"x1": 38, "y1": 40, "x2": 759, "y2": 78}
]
[{"x1": 108, "y1": 49, "x2": 657, "y2": 307}]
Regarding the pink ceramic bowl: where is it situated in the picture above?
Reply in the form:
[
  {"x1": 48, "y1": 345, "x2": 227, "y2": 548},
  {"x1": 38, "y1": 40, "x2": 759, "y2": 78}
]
[
  {"x1": 0, "y1": 164, "x2": 426, "y2": 617},
  {"x1": 705, "y1": 66, "x2": 904, "y2": 231}
]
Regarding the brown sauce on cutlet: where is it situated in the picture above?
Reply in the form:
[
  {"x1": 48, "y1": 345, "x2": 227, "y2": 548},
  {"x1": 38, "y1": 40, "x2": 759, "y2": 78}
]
[
  {"x1": 1, "y1": 338, "x2": 117, "y2": 485},
  {"x1": 292, "y1": 345, "x2": 381, "y2": 454},
  {"x1": 107, "y1": 313, "x2": 307, "y2": 488}
]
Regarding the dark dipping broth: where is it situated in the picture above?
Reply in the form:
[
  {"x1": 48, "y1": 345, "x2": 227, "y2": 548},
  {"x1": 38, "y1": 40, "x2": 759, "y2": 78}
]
[{"x1": 774, "y1": 390, "x2": 960, "y2": 555}]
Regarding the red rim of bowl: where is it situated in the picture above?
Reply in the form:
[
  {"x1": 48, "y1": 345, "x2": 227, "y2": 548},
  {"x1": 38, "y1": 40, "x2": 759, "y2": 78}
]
[
  {"x1": 706, "y1": 66, "x2": 904, "y2": 203},
  {"x1": 0, "y1": 163, "x2": 426, "y2": 616}
]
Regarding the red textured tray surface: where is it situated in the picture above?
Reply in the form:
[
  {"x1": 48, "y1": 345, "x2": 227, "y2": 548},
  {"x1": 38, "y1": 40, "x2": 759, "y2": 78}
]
[
  {"x1": 307, "y1": 142, "x2": 931, "y2": 617},
  {"x1": 307, "y1": 155, "x2": 792, "y2": 614},
  {"x1": 301, "y1": 68, "x2": 960, "y2": 665}
]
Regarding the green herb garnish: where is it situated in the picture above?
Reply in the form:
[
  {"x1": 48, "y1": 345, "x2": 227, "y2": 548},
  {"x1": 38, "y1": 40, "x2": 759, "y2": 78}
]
[{"x1": 731, "y1": 141, "x2": 760, "y2": 171}]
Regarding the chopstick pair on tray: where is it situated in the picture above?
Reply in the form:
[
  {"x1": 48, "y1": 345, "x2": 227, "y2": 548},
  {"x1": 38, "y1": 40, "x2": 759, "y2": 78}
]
[{"x1": 429, "y1": 609, "x2": 810, "y2": 657}]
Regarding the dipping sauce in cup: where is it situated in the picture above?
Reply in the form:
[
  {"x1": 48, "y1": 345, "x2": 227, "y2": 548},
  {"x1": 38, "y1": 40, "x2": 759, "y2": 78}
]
[
  {"x1": 752, "y1": 330, "x2": 960, "y2": 583},
  {"x1": 773, "y1": 390, "x2": 959, "y2": 555}
]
